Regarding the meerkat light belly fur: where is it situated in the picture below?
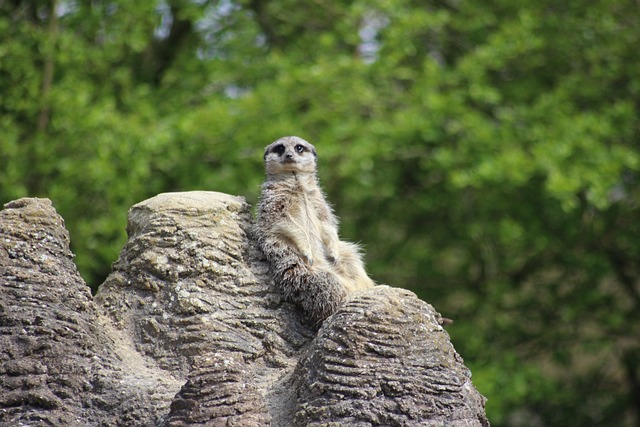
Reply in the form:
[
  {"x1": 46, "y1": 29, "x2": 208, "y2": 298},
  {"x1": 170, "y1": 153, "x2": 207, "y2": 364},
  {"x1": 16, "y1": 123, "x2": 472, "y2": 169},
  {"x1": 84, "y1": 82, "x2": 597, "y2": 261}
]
[{"x1": 256, "y1": 136, "x2": 375, "y2": 323}]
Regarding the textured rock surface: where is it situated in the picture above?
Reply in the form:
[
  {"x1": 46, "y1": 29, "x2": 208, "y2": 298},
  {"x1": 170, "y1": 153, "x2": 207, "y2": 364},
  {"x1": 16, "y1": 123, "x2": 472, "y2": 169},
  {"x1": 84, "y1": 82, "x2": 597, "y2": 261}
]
[
  {"x1": 0, "y1": 198, "x2": 181, "y2": 426},
  {"x1": 291, "y1": 287, "x2": 488, "y2": 426},
  {"x1": 0, "y1": 192, "x2": 489, "y2": 426}
]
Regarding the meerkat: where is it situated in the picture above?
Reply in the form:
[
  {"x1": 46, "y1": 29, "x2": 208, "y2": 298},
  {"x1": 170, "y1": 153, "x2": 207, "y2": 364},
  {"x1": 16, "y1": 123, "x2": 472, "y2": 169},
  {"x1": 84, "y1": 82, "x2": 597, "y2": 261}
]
[{"x1": 256, "y1": 136, "x2": 375, "y2": 324}]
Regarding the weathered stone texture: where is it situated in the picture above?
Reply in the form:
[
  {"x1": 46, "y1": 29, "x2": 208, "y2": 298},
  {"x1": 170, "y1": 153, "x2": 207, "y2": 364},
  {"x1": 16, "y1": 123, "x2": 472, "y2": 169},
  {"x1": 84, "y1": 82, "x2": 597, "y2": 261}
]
[
  {"x1": 0, "y1": 192, "x2": 488, "y2": 426},
  {"x1": 0, "y1": 197, "x2": 180, "y2": 426}
]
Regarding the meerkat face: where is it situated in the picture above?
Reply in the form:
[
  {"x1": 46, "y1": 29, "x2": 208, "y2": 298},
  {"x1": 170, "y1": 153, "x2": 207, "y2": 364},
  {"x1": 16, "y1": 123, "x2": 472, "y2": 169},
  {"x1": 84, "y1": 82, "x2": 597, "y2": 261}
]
[{"x1": 264, "y1": 136, "x2": 318, "y2": 175}]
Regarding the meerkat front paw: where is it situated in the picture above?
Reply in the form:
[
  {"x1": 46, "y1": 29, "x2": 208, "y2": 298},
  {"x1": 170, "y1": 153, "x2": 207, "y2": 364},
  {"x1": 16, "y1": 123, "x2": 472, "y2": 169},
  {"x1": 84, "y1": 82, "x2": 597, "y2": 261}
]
[
  {"x1": 324, "y1": 248, "x2": 338, "y2": 265},
  {"x1": 323, "y1": 237, "x2": 340, "y2": 266},
  {"x1": 301, "y1": 252, "x2": 314, "y2": 266}
]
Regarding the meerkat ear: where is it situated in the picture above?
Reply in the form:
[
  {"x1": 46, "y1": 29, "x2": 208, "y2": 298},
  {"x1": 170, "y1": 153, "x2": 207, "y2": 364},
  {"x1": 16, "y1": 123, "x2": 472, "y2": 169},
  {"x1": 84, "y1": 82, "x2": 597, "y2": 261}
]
[
  {"x1": 311, "y1": 147, "x2": 317, "y2": 158},
  {"x1": 263, "y1": 146, "x2": 270, "y2": 160}
]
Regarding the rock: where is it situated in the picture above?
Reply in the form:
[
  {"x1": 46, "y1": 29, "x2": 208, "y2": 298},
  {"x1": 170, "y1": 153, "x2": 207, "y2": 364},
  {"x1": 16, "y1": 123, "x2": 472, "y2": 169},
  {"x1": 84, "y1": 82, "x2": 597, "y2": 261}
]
[
  {"x1": 289, "y1": 286, "x2": 489, "y2": 426},
  {"x1": 0, "y1": 192, "x2": 489, "y2": 426},
  {"x1": 0, "y1": 197, "x2": 180, "y2": 426}
]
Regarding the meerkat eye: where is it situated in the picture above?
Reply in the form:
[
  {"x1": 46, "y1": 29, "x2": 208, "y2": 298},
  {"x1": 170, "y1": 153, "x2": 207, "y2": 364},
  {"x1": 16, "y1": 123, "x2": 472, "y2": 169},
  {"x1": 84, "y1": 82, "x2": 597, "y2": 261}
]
[
  {"x1": 295, "y1": 144, "x2": 305, "y2": 153},
  {"x1": 272, "y1": 144, "x2": 285, "y2": 156}
]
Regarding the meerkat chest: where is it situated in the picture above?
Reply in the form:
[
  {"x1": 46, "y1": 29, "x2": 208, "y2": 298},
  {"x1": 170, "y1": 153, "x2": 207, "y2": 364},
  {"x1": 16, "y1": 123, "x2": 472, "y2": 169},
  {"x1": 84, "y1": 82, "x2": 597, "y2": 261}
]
[{"x1": 290, "y1": 189, "x2": 323, "y2": 235}]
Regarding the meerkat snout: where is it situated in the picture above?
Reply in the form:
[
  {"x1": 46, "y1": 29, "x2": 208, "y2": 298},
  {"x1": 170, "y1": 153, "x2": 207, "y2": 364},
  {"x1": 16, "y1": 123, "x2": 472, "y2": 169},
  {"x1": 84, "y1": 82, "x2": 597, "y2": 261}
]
[{"x1": 284, "y1": 149, "x2": 295, "y2": 161}]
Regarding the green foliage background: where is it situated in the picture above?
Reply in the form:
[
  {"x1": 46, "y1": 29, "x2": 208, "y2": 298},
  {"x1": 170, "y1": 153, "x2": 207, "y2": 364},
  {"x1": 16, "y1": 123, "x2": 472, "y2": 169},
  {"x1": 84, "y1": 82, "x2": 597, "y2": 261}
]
[{"x1": 1, "y1": 0, "x2": 639, "y2": 425}]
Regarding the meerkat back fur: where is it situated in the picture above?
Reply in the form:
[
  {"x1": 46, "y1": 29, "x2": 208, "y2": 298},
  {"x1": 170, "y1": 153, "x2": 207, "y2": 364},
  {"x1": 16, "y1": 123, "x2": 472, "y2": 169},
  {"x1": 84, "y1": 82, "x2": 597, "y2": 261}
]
[{"x1": 256, "y1": 136, "x2": 375, "y2": 323}]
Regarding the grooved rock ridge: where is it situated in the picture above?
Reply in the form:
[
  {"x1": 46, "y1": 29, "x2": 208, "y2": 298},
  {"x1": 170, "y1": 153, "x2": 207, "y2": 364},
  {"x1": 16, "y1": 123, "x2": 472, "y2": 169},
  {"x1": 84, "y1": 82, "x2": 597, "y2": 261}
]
[{"x1": 0, "y1": 191, "x2": 489, "y2": 426}]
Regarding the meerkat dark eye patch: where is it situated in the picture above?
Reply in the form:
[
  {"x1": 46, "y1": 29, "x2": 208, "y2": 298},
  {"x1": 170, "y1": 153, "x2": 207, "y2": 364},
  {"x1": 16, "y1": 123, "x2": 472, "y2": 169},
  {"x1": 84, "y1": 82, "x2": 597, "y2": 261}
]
[
  {"x1": 295, "y1": 144, "x2": 305, "y2": 153},
  {"x1": 271, "y1": 144, "x2": 285, "y2": 156}
]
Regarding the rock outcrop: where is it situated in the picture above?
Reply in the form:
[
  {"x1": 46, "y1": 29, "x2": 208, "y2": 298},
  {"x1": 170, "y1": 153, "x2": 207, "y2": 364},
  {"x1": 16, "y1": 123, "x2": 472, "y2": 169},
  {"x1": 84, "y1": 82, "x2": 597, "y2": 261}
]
[{"x1": 0, "y1": 192, "x2": 489, "y2": 426}]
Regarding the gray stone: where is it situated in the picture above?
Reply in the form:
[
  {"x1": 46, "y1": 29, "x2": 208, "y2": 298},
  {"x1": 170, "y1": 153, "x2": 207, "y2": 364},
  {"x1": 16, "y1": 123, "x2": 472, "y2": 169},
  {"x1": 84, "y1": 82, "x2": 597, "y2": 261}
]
[{"x1": 0, "y1": 192, "x2": 489, "y2": 426}]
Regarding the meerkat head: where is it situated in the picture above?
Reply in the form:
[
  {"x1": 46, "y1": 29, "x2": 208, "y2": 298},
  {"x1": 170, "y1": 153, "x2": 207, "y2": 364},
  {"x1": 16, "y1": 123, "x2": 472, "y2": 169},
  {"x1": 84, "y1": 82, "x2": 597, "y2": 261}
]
[{"x1": 264, "y1": 136, "x2": 318, "y2": 176}]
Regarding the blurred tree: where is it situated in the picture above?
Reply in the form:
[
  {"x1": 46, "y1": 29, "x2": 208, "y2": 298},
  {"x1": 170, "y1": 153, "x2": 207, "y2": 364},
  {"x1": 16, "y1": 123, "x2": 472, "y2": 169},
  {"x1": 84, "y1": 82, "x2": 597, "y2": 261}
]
[{"x1": 0, "y1": 0, "x2": 638, "y2": 425}]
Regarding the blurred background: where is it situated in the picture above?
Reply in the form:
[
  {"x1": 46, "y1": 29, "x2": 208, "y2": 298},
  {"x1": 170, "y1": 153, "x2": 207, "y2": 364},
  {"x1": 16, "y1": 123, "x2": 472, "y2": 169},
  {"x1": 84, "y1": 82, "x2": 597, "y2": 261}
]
[{"x1": 1, "y1": 0, "x2": 639, "y2": 425}]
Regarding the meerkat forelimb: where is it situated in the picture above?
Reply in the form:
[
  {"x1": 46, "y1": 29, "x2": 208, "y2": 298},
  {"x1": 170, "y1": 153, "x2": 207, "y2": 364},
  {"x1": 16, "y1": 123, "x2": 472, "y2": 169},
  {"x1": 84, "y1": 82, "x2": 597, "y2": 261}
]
[{"x1": 256, "y1": 136, "x2": 375, "y2": 323}]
